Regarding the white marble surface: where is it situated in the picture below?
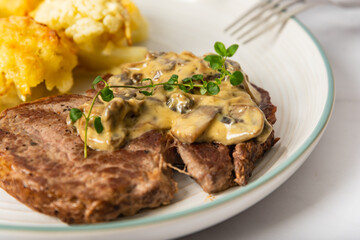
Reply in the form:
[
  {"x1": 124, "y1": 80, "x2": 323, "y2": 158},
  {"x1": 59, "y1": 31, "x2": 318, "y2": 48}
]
[{"x1": 180, "y1": 5, "x2": 360, "y2": 240}]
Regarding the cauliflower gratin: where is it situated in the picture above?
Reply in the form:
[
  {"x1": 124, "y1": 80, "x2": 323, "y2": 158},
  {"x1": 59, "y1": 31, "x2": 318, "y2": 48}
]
[
  {"x1": 0, "y1": 16, "x2": 78, "y2": 110},
  {"x1": 31, "y1": 0, "x2": 148, "y2": 69},
  {"x1": 0, "y1": 0, "x2": 148, "y2": 110},
  {"x1": 0, "y1": 0, "x2": 42, "y2": 17}
]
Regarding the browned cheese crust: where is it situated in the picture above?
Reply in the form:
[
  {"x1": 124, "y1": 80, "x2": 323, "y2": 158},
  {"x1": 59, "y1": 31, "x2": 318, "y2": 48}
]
[{"x1": 0, "y1": 94, "x2": 177, "y2": 224}]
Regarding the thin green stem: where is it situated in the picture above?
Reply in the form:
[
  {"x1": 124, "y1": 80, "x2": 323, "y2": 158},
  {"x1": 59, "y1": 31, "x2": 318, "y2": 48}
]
[
  {"x1": 83, "y1": 90, "x2": 102, "y2": 158},
  {"x1": 216, "y1": 56, "x2": 229, "y2": 83},
  {"x1": 87, "y1": 91, "x2": 101, "y2": 120},
  {"x1": 101, "y1": 79, "x2": 109, "y2": 88},
  {"x1": 110, "y1": 83, "x2": 204, "y2": 90},
  {"x1": 84, "y1": 117, "x2": 89, "y2": 158}
]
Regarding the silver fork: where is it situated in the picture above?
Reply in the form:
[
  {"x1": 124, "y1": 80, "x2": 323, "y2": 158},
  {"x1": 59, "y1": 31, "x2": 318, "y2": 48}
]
[{"x1": 225, "y1": 0, "x2": 360, "y2": 44}]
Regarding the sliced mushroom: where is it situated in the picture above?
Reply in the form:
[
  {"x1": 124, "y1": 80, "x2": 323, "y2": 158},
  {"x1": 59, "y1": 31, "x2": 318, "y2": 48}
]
[
  {"x1": 171, "y1": 106, "x2": 220, "y2": 143},
  {"x1": 241, "y1": 75, "x2": 262, "y2": 105},
  {"x1": 102, "y1": 98, "x2": 141, "y2": 130},
  {"x1": 93, "y1": 98, "x2": 142, "y2": 149},
  {"x1": 227, "y1": 104, "x2": 265, "y2": 141},
  {"x1": 220, "y1": 116, "x2": 236, "y2": 125},
  {"x1": 147, "y1": 51, "x2": 165, "y2": 59},
  {"x1": 201, "y1": 105, "x2": 265, "y2": 145},
  {"x1": 256, "y1": 119, "x2": 273, "y2": 144},
  {"x1": 132, "y1": 73, "x2": 143, "y2": 83},
  {"x1": 109, "y1": 131, "x2": 127, "y2": 149},
  {"x1": 109, "y1": 72, "x2": 134, "y2": 85},
  {"x1": 102, "y1": 98, "x2": 126, "y2": 130},
  {"x1": 166, "y1": 93, "x2": 194, "y2": 114},
  {"x1": 163, "y1": 60, "x2": 176, "y2": 71},
  {"x1": 225, "y1": 59, "x2": 241, "y2": 72}
]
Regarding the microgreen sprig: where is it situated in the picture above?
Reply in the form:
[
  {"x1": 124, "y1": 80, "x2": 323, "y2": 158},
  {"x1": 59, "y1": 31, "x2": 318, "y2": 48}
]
[
  {"x1": 204, "y1": 41, "x2": 244, "y2": 90},
  {"x1": 70, "y1": 41, "x2": 244, "y2": 158},
  {"x1": 70, "y1": 76, "x2": 114, "y2": 158}
]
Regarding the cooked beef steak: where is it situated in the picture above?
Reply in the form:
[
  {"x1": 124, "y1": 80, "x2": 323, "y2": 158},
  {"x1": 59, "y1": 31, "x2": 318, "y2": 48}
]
[
  {"x1": 0, "y1": 94, "x2": 177, "y2": 224},
  {"x1": 0, "y1": 84, "x2": 277, "y2": 222},
  {"x1": 176, "y1": 85, "x2": 278, "y2": 193}
]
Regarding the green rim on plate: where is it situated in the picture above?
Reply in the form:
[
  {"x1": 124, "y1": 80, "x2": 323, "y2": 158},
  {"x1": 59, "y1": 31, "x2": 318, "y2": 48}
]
[{"x1": 0, "y1": 17, "x2": 334, "y2": 232}]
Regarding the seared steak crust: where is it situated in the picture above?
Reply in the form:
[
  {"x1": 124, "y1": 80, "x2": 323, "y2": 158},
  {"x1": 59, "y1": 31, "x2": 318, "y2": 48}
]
[
  {"x1": 233, "y1": 131, "x2": 276, "y2": 186},
  {"x1": 176, "y1": 85, "x2": 278, "y2": 193},
  {"x1": 0, "y1": 94, "x2": 177, "y2": 224},
  {"x1": 177, "y1": 143, "x2": 234, "y2": 193}
]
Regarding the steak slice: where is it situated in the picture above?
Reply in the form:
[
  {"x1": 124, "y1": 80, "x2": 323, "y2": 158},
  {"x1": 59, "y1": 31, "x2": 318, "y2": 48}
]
[
  {"x1": 0, "y1": 94, "x2": 177, "y2": 224},
  {"x1": 177, "y1": 143, "x2": 234, "y2": 193},
  {"x1": 176, "y1": 85, "x2": 278, "y2": 193}
]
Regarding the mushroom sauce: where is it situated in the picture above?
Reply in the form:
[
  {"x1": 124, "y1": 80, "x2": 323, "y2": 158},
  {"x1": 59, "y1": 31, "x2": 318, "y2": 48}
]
[{"x1": 72, "y1": 51, "x2": 272, "y2": 151}]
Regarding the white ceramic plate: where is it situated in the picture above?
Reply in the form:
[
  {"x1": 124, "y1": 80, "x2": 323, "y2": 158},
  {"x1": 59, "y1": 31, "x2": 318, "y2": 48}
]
[{"x1": 0, "y1": 0, "x2": 334, "y2": 239}]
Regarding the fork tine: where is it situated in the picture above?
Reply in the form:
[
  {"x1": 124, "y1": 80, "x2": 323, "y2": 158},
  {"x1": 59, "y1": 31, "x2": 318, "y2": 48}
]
[
  {"x1": 224, "y1": 0, "x2": 269, "y2": 32},
  {"x1": 236, "y1": 0, "x2": 303, "y2": 40},
  {"x1": 229, "y1": 0, "x2": 283, "y2": 36},
  {"x1": 242, "y1": 3, "x2": 314, "y2": 44}
]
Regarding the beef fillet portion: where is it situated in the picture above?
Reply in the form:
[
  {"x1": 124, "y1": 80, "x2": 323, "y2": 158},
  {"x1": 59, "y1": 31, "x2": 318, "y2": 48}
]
[{"x1": 0, "y1": 94, "x2": 177, "y2": 224}]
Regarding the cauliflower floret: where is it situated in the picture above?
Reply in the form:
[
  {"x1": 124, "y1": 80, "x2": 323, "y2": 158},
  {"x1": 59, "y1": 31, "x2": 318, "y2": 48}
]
[
  {"x1": 0, "y1": 0, "x2": 43, "y2": 17},
  {"x1": 0, "y1": 16, "x2": 77, "y2": 103},
  {"x1": 31, "y1": 0, "x2": 148, "y2": 70},
  {"x1": 121, "y1": 0, "x2": 148, "y2": 43}
]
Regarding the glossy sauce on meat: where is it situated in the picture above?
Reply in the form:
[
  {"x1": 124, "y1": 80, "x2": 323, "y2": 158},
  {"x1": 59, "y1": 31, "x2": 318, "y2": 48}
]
[{"x1": 71, "y1": 51, "x2": 272, "y2": 151}]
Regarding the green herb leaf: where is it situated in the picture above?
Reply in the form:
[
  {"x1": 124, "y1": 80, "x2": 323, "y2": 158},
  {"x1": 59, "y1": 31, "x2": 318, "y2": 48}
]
[
  {"x1": 179, "y1": 85, "x2": 189, "y2": 93},
  {"x1": 226, "y1": 44, "x2": 239, "y2": 57},
  {"x1": 192, "y1": 74, "x2": 203, "y2": 81},
  {"x1": 182, "y1": 78, "x2": 191, "y2": 83},
  {"x1": 204, "y1": 54, "x2": 222, "y2": 64},
  {"x1": 207, "y1": 82, "x2": 220, "y2": 95},
  {"x1": 200, "y1": 87, "x2": 207, "y2": 95},
  {"x1": 139, "y1": 90, "x2": 153, "y2": 96},
  {"x1": 215, "y1": 78, "x2": 222, "y2": 85},
  {"x1": 182, "y1": 78, "x2": 194, "y2": 89},
  {"x1": 210, "y1": 61, "x2": 222, "y2": 70},
  {"x1": 214, "y1": 42, "x2": 227, "y2": 57},
  {"x1": 94, "y1": 116, "x2": 104, "y2": 134},
  {"x1": 202, "y1": 80, "x2": 208, "y2": 88},
  {"x1": 189, "y1": 80, "x2": 194, "y2": 89},
  {"x1": 163, "y1": 84, "x2": 175, "y2": 91},
  {"x1": 70, "y1": 108, "x2": 83, "y2": 122},
  {"x1": 168, "y1": 74, "x2": 179, "y2": 84},
  {"x1": 100, "y1": 87, "x2": 114, "y2": 102},
  {"x1": 92, "y1": 76, "x2": 103, "y2": 89},
  {"x1": 204, "y1": 54, "x2": 223, "y2": 70},
  {"x1": 230, "y1": 71, "x2": 244, "y2": 86}
]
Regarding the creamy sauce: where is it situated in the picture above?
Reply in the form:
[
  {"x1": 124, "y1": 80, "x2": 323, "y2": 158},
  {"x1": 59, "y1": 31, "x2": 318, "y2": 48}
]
[{"x1": 72, "y1": 51, "x2": 272, "y2": 151}]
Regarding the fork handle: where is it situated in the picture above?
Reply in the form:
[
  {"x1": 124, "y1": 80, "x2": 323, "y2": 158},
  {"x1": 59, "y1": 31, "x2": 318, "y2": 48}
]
[{"x1": 330, "y1": 0, "x2": 360, "y2": 7}]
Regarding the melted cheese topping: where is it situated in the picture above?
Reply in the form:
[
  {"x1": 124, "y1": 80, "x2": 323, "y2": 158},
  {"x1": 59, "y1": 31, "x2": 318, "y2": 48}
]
[{"x1": 72, "y1": 51, "x2": 272, "y2": 151}]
